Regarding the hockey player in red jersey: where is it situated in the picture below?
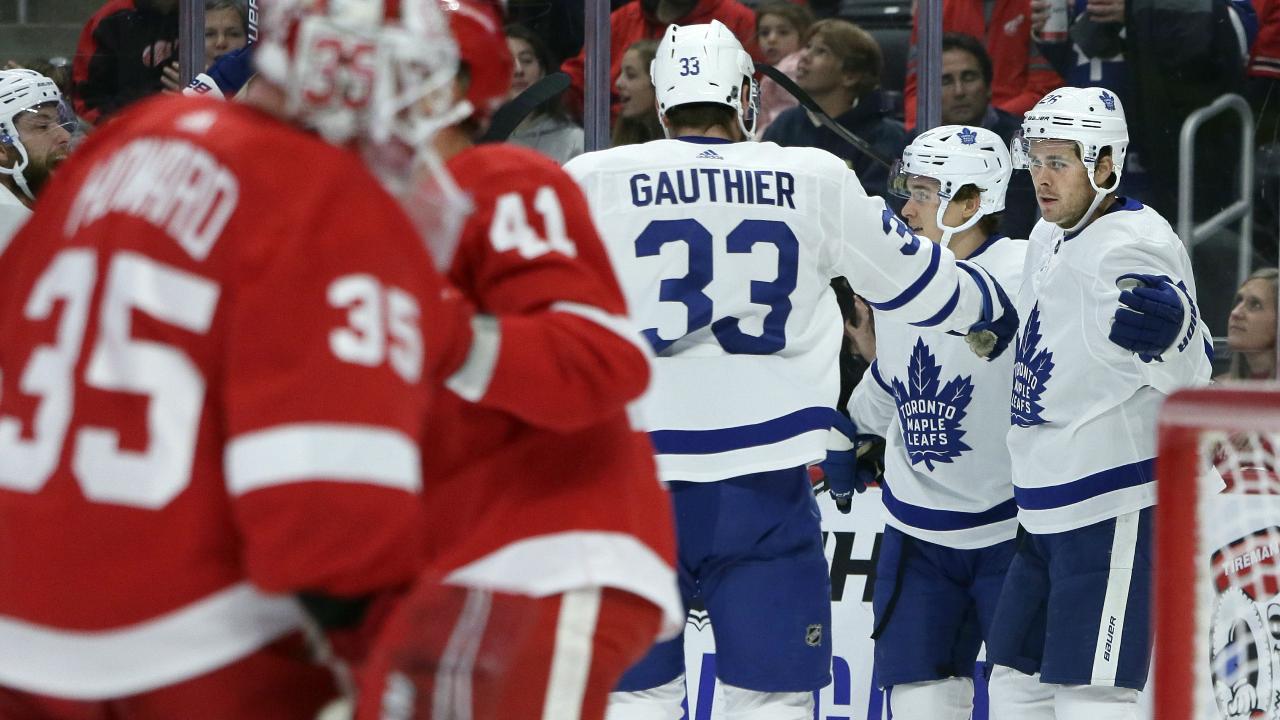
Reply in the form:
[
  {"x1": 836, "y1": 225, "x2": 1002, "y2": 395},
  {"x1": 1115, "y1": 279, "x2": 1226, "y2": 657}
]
[
  {"x1": 0, "y1": 1, "x2": 524, "y2": 718},
  {"x1": 352, "y1": 2, "x2": 681, "y2": 718}
]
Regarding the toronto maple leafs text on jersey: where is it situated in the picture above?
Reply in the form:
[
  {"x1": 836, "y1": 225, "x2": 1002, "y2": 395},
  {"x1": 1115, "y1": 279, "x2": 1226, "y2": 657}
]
[
  {"x1": 566, "y1": 139, "x2": 1015, "y2": 482},
  {"x1": 849, "y1": 235, "x2": 1027, "y2": 549},
  {"x1": 1007, "y1": 198, "x2": 1213, "y2": 534}
]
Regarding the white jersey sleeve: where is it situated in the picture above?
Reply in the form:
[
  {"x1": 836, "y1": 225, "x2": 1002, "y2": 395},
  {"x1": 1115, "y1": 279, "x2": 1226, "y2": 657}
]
[
  {"x1": 1008, "y1": 199, "x2": 1213, "y2": 533},
  {"x1": 848, "y1": 361, "x2": 897, "y2": 438}
]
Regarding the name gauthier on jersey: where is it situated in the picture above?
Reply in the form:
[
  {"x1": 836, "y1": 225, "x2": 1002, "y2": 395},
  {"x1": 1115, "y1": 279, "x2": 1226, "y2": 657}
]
[{"x1": 629, "y1": 168, "x2": 798, "y2": 209}]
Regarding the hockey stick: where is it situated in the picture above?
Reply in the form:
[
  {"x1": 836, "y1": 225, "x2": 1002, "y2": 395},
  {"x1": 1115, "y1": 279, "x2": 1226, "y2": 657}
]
[
  {"x1": 754, "y1": 62, "x2": 893, "y2": 170},
  {"x1": 479, "y1": 72, "x2": 572, "y2": 144}
]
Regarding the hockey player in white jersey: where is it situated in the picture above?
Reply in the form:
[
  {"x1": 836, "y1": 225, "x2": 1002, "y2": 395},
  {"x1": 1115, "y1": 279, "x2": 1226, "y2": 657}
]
[
  {"x1": 983, "y1": 88, "x2": 1215, "y2": 719},
  {"x1": 845, "y1": 125, "x2": 1040, "y2": 719},
  {"x1": 565, "y1": 21, "x2": 1020, "y2": 720}
]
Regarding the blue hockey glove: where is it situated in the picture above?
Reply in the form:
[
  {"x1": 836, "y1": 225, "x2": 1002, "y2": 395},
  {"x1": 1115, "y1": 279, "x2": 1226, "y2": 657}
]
[
  {"x1": 965, "y1": 275, "x2": 1019, "y2": 361},
  {"x1": 815, "y1": 414, "x2": 880, "y2": 514},
  {"x1": 1108, "y1": 273, "x2": 1185, "y2": 361}
]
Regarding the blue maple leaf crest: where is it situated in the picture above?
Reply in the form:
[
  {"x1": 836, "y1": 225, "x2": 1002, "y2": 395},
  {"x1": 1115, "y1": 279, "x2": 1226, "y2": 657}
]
[
  {"x1": 957, "y1": 127, "x2": 978, "y2": 145},
  {"x1": 1099, "y1": 91, "x2": 1116, "y2": 111},
  {"x1": 889, "y1": 338, "x2": 974, "y2": 470},
  {"x1": 1011, "y1": 304, "x2": 1054, "y2": 427}
]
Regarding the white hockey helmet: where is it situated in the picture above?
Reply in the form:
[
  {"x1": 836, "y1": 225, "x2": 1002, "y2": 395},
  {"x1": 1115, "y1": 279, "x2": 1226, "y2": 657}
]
[
  {"x1": 0, "y1": 68, "x2": 71, "y2": 201},
  {"x1": 889, "y1": 125, "x2": 1012, "y2": 245},
  {"x1": 650, "y1": 20, "x2": 759, "y2": 140},
  {"x1": 255, "y1": 0, "x2": 463, "y2": 149},
  {"x1": 1013, "y1": 87, "x2": 1128, "y2": 230}
]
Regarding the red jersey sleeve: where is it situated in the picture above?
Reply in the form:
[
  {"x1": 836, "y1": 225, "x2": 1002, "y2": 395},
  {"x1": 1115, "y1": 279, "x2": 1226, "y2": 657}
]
[
  {"x1": 223, "y1": 173, "x2": 471, "y2": 598},
  {"x1": 444, "y1": 146, "x2": 651, "y2": 434}
]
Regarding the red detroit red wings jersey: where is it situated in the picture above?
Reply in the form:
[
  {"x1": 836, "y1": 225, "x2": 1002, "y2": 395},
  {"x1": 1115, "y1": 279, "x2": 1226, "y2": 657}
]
[
  {"x1": 420, "y1": 143, "x2": 681, "y2": 636},
  {"x1": 0, "y1": 95, "x2": 472, "y2": 700}
]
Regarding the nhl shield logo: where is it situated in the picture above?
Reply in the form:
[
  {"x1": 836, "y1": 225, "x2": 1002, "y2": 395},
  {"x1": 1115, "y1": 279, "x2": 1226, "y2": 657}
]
[
  {"x1": 805, "y1": 624, "x2": 823, "y2": 647},
  {"x1": 957, "y1": 127, "x2": 978, "y2": 145}
]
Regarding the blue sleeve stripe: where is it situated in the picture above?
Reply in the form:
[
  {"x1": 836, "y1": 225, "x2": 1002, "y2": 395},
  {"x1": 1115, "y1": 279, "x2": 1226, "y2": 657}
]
[
  {"x1": 649, "y1": 406, "x2": 837, "y2": 455},
  {"x1": 867, "y1": 240, "x2": 941, "y2": 312},
  {"x1": 909, "y1": 284, "x2": 961, "y2": 328},
  {"x1": 881, "y1": 481, "x2": 1018, "y2": 531},
  {"x1": 870, "y1": 361, "x2": 894, "y2": 395},
  {"x1": 1013, "y1": 458, "x2": 1154, "y2": 511},
  {"x1": 956, "y1": 262, "x2": 994, "y2": 322}
]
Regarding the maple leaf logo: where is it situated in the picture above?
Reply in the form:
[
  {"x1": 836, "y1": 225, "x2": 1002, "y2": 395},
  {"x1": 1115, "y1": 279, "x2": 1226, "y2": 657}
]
[
  {"x1": 889, "y1": 338, "x2": 974, "y2": 470},
  {"x1": 1011, "y1": 304, "x2": 1054, "y2": 427}
]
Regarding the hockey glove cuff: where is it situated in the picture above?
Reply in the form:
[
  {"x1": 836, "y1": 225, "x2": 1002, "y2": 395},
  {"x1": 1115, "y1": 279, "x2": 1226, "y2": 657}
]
[{"x1": 965, "y1": 269, "x2": 1019, "y2": 361}]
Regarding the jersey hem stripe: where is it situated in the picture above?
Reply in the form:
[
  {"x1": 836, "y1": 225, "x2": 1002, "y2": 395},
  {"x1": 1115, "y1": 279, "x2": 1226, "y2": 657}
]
[
  {"x1": 881, "y1": 481, "x2": 1018, "y2": 532},
  {"x1": 648, "y1": 406, "x2": 836, "y2": 455},
  {"x1": 1014, "y1": 458, "x2": 1154, "y2": 511},
  {"x1": 0, "y1": 583, "x2": 304, "y2": 699}
]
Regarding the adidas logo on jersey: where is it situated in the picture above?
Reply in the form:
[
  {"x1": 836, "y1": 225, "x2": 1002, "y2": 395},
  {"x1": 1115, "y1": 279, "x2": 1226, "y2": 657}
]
[{"x1": 696, "y1": 148, "x2": 724, "y2": 160}]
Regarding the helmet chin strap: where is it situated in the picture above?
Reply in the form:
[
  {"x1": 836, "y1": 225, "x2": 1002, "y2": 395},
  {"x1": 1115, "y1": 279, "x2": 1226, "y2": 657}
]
[
  {"x1": 1060, "y1": 186, "x2": 1109, "y2": 235},
  {"x1": 935, "y1": 197, "x2": 984, "y2": 249},
  {"x1": 0, "y1": 147, "x2": 33, "y2": 201}
]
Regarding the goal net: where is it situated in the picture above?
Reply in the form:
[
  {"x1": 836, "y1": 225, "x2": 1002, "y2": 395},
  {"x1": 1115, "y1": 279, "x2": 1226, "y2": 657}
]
[{"x1": 1155, "y1": 385, "x2": 1280, "y2": 720}]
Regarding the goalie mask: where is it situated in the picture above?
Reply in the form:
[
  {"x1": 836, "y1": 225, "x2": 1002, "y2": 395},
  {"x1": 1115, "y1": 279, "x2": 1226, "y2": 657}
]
[
  {"x1": 256, "y1": 0, "x2": 463, "y2": 150},
  {"x1": 257, "y1": 0, "x2": 473, "y2": 269},
  {"x1": 888, "y1": 125, "x2": 1011, "y2": 247},
  {"x1": 1012, "y1": 86, "x2": 1129, "y2": 233},
  {"x1": 650, "y1": 20, "x2": 759, "y2": 140},
  {"x1": 0, "y1": 69, "x2": 75, "y2": 201}
]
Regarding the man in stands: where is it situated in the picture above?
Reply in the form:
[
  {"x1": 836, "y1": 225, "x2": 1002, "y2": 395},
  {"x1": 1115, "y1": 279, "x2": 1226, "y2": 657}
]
[
  {"x1": 0, "y1": 68, "x2": 73, "y2": 251},
  {"x1": 763, "y1": 18, "x2": 906, "y2": 198},
  {"x1": 560, "y1": 0, "x2": 757, "y2": 122},
  {"x1": 351, "y1": 3, "x2": 679, "y2": 717}
]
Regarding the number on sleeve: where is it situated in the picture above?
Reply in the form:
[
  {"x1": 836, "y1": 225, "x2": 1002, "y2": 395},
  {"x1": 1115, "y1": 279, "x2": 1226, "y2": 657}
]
[
  {"x1": 489, "y1": 186, "x2": 577, "y2": 259},
  {"x1": 327, "y1": 274, "x2": 423, "y2": 383}
]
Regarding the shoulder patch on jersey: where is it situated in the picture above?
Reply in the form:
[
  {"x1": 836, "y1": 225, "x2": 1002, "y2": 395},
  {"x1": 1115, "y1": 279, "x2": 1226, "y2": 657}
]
[
  {"x1": 889, "y1": 338, "x2": 974, "y2": 470},
  {"x1": 1011, "y1": 304, "x2": 1054, "y2": 427}
]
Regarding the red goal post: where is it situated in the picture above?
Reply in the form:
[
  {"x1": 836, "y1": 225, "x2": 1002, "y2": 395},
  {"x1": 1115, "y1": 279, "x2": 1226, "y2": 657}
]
[{"x1": 1155, "y1": 385, "x2": 1280, "y2": 720}]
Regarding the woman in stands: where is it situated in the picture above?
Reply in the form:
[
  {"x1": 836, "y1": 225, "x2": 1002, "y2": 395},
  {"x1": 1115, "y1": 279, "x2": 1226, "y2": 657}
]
[
  {"x1": 611, "y1": 39, "x2": 663, "y2": 146},
  {"x1": 1219, "y1": 267, "x2": 1279, "y2": 381},
  {"x1": 505, "y1": 23, "x2": 584, "y2": 164}
]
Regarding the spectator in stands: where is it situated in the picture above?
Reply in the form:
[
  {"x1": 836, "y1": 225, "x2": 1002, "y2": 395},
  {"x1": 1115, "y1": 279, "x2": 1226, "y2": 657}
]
[
  {"x1": 559, "y1": 0, "x2": 758, "y2": 122},
  {"x1": 611, "y1": 39, "x2": 664, "y2": 146},
  {"x1": 763, "y1": 19, "x2": 906, "y2": 199},
  {"x1": 755, "y1": 2, "x2": 814, "y2": 135},
  {"x1": 902, "y1": 0, "x2": 1062, "y2": 129},
  {"x1": 1220, "y1": 268, "x2": 1279, "y2": 381},
  {"x1": 0, "y1": 69, "x2": 73, "y2": 251},
  {"x1": 908, "y1": 32, "x2": 1038, "y2": 238},
  {"x1": 505, "y1": 24, "x2": 584, "y2": 163},
  {"x1": 73, "y1": 0, "x2": 179, "y2": 125},
  {"x1": 1043, "y1": 0, "x2": 1255, "y2": 223},
  {"x1": 161, "y1": 0, "x2": 249, "y2": 93}
]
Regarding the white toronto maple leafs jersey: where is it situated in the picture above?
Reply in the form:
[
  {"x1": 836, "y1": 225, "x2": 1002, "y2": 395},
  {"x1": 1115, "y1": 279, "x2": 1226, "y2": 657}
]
[
  {"x1": 565, "y1": 138, "x2": 1006, "y2": 482},
  {"x1": 849, "y1": 235, "x2": 1027, "y2": 548},
  {"x1": 1008, "y1": 198, "x2": 1213, "y2": 533}
]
